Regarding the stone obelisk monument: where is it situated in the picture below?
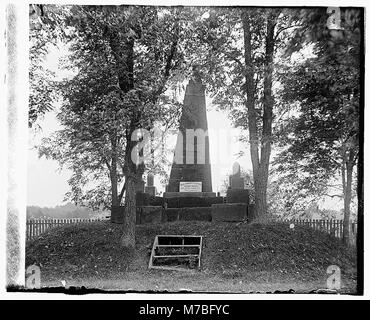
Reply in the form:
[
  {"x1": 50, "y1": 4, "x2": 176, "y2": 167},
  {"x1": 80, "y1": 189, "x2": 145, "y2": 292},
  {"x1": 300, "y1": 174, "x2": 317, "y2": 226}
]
[{"x1": 164, "y1": 71, "x2": 215, "y2": 197}]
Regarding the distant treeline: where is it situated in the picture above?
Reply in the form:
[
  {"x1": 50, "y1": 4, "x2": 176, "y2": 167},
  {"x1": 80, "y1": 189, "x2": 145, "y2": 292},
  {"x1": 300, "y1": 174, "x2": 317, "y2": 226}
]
[{"x1": 27, "y1": 203, "x2": 100, "y2": 219}]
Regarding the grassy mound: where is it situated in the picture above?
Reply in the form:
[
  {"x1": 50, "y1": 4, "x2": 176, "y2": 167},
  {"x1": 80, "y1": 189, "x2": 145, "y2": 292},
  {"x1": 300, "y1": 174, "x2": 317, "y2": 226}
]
[{"x1": 26, "y1": 220, "x2": 356, "y2": 287}]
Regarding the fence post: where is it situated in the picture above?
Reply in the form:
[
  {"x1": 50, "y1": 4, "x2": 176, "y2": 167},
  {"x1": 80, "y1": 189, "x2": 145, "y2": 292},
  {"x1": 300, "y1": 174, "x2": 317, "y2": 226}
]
[
  {"x1": 26, "y1": 220, "x2": 29, "y2": 241},
  {"x1": 31, "y1": 220, "x2": 34, "y2": 239}
]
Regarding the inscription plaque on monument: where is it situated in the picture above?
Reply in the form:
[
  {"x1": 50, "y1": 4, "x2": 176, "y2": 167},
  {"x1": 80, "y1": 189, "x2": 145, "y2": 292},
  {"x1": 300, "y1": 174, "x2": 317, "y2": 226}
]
[{"x1": 179, "y1": 182, "x2": 202, "y2": 192}]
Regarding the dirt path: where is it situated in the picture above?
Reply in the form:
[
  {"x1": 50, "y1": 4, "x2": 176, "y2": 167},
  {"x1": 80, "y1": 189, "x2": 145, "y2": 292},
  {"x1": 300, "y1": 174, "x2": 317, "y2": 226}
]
[{"x1": 40, "y1": 270, "x2": 357, "y2": 294}]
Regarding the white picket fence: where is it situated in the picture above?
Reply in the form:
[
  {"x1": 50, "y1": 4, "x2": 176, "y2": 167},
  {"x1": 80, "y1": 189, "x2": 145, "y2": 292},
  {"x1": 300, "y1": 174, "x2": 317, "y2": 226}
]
[
  {"x1": 26, "y1": 217, "x2": 106, "y2": 241},
  {"x1": 282, "y1": 218, "x2": 357, "y2": 245}
]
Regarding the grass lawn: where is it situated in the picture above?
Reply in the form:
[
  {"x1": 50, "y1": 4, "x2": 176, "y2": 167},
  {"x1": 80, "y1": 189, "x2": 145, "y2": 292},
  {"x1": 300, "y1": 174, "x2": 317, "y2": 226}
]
[{"x1": 26, "y1": 220, "x2": 358, "y2": 294}]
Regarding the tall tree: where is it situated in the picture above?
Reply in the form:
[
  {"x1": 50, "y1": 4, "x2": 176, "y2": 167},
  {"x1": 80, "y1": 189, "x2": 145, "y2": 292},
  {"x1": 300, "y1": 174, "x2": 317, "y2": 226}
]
[
  {"x1": 274, "y1": 8, "x2": 361, "y2": 244},
  {"x1": 241, "y1": 8, "x2": 282, "y2": 219},
  {"x1": 197, "y1": 8, "x2": 301, "y2": 218},
  {"x1": 38, "y1": 5, "x2": 195, "y2": 247}
]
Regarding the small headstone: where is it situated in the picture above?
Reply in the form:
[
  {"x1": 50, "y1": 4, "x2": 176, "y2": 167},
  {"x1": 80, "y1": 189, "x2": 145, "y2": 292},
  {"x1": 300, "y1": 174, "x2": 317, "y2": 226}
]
[
  {"x1": 245, "y1": 173, "x2": 252, "y2": 187},
  {"x1": 229, "y1": 162, "x2": 244, "y2": 189},
  {"x1": 145, "y1": 173, "x2": 156, "y2": 196},
  {"x1": 147, "y1": 173, "x2": 154, "y2": 186},
  {"x1": 232, "y1": 162, "x2": 241, "y2": 176}
]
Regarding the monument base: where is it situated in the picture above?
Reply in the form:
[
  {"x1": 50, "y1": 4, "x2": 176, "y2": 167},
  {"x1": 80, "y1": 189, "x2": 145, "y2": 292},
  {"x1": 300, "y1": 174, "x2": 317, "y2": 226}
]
[
  {"x1": 163, "y1": 192, "x2": 216, "y2": 198},
  {"x1": 136, "y1": 206, "x2": 162, "y2": 224},
  {"x1": 211, "y1": 203, "x2": 247, "y2": 222},
  {"x1": 226, "y1": 189, "x2": 250, "y2": 205}
]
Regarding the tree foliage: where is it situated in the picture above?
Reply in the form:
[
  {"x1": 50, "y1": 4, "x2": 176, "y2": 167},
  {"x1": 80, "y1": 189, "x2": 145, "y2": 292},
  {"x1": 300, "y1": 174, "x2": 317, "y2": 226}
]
[
  {"x1": 194, "y1": 8, "x2": 303, "y2": 218},
  {"x1": 38, "y1": 6, "x2": 195, "y2": 207},
  {"x1": 36, "y1": 5, "x2": 211, "y2": 247},
  {"x1": 273, "y1": 8, "x2": 362, "y2": 242},
  {"x1": 29, "y1": 5, "x2": 57, "y2": 127}
]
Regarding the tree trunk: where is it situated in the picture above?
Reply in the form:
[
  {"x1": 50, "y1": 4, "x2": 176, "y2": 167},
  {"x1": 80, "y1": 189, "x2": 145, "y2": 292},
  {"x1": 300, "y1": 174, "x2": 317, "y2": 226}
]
[
  {"x1": 242, "y1": 10, "x2": 277, "y2": 219},
  {"x1": 110, "y1": 135, "x2": 119, "y2": 207},
  {"x1": 121, "y1": 165, "x2": 137, "y2": 248},
  {"x1": 343, "y1": 149, "x2": 355, "y2": 245},
  {"x1": 254, "y1": 174, "x2": 268, "y2": 219},
  {"x1": 120, "y1": 127, "x2": 141, "y2": 248},
  {"x1": 257, "y1": 11, "x2": 276, "y2": 218},
  {"x1": 110, "y1": 169, "x2": 119, "y2": 206},
  {"x1": 356, "y1": 141, "x2": 363, "y2": 293},
  {"x1": 242, "y1": 11, "x2": 260, "y2": 214},
  {"x1": 108, "y1": 16, "x2": 179, "y2": 247},
  {"x1": 108, "y1": 29, "x2": 137, "y2": 247}
]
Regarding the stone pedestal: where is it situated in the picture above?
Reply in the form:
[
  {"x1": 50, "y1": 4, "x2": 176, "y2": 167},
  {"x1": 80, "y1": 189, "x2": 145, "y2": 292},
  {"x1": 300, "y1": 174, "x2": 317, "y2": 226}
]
[
  {"x1": 164, "y1": 207, "x2": 212, "y2": 222},
  {"x1": 226, "y1": 189, "x2": 250, "y2": 205},
  {"x1": 211, "y1": 203, "x2": 247, "y2": 222},
  {"x1": 136, "y1": 206, "x2": 162, "y2": 224},
  {"x1": 229, "y1": 176, "x2": 244, "y2": 189}
]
